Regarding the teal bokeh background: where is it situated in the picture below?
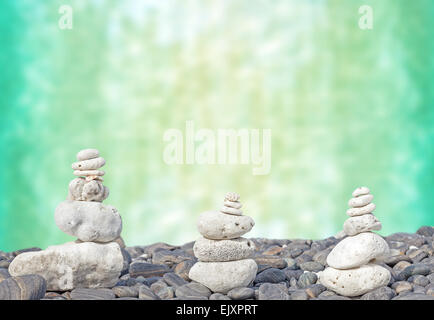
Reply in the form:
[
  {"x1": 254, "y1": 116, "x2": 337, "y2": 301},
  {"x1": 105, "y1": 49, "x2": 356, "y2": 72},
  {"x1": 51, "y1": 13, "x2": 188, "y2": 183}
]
[{"x1": 1, "y1": 0, "x2": 433, "y2": 252}]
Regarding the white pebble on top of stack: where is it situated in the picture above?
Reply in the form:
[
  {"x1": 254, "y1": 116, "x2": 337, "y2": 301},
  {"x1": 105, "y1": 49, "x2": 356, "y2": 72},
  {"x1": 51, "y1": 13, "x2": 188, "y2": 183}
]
[
  {"x1": 318, "y1": 187, "x2": 391, "y2": 297},
  {"x1": 189, "y1": 192, "x2": 258, "y2": 294},
  {"x1": 8, "y1": 149, "x2": 124, "y2": 291}
]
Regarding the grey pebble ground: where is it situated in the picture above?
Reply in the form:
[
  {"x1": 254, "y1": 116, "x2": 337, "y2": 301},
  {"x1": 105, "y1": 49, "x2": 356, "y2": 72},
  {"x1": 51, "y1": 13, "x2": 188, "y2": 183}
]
[{"x1": 0, "y1": 226, "x2": 433, "y2": 300}]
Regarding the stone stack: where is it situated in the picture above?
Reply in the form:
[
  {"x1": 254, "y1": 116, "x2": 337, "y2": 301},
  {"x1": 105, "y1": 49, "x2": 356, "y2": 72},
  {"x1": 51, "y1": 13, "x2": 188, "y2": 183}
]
[
  {"x1": 188, "y1": 192, "x2": 258, "y2": 294},
  {"x1": 9, "y1": 149, "x2": 124, "y2": 291},
  {"x1": 318, "y1": 186, "x2": 391, "y2": 296}
]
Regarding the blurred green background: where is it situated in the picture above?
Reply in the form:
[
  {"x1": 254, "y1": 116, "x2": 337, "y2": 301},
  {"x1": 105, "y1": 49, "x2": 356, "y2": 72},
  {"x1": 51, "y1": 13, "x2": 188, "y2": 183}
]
[{"x1": 1, "y1": 0, "x2": 433, "y2": 252}]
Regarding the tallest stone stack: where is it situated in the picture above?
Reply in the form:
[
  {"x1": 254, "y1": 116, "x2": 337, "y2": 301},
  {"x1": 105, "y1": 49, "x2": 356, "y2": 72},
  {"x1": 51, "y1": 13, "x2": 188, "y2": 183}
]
[
  {"x1": 318, "y1": 186, "x2": 391, "y2": 297},
  {"x1": 9, "y1": 149, "x2": 124, "y2": 291}
]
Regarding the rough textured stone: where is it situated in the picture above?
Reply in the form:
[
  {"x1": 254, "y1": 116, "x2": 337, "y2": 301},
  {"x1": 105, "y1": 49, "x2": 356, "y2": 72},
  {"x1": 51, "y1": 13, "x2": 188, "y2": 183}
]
[
  {"x1": 327, "y1": 232, "x2": 390, "y2": 269},
  {"x1": 343, "y1": 214, "x2": 382, "y2": 236},
  {"x1": 348, "y1": 194, "x2": 373, "y2": 207},
  {"x1": 408, "y1": 275, "x2": 430, "y2": 287},
  {"x1": 0, "y1": 275, "x2": 46, "y2": 300},
  {"x1": 193, "y1": 236, "x2": 255, "y2": 262},
  {"x1": 55, "y1": 200, "x2": 122, "y2": 242},
  {"x1": 346, "y1": 203, "x2": 376, "y2": 217},
  {"x1": 318, "y1": 264, "x2": 391, "y2": 297},
  {"x1": 71, "y1": 288, "x2": 116, "y2": 300},
  {"x1": 8, "y1": 242, "x2": 123, "y2": 291},
  {"x1": 197, "y1": 211, "x2": 255, "y2": 240},
  {"x1": 68, "y1": 178, "x2": 109, "y2": 202},
  {"x1": 189, "y1": 259, "x2": 257, "y2": 294}
]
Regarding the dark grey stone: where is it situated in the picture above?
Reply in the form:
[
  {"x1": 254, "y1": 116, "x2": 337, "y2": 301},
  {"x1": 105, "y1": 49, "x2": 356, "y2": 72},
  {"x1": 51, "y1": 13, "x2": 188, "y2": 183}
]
[
  {"x1": 163, "y1": 272, "x2": 188, "y2": 288},
  {"x1": 209, "y1": 293, "x2": 231, "y2": 300},
  {"x1": 227, "y1": 287, "x2": 255, "y2": 300},
  {"x1": 120, "y1": 248, "x2": 132, "y2": 276},
  {"x1": 258, "y1": 283, "x2": 290, "y2": 300},
  {"x1": 408, "y1": 275, "x2": 430, "y2": 287},
  {"x1": 283, "y1": 268, "x2": 304, "y2": 281},
  {"x1": 175, "y1": 282, "x2": 212, "y2": 299},
  {"x1": 417, "y1": 226, "x2": 434, "y2": 237},
  {"x1": 299, "y1": 261, "x2": 324, "y2": 272},
  {"x1": 255, "y1": 268, "x2": 286, "y2": 284},
  {"x1": 0, "y1": 268, "x2": 10, "y2": 282},
  {"x1": 0, "y1": 274, "x2": 46, "y2": 300},
  {"x1": 304, "y1": 284, "x2": 326, "y2": 298},
  {"x1": 12, "y1": 247, "x2": 42, "y2": 257},
  {"x1": 361, "y1": 286, "x2": 395, "y2": 300},
  {"x1": 253, "y1": 255, "x2": 287, "y2": 269},
  {"x1": 152, "y1": 248, "x2": 193, "y2": 267},
  {"x1": 393, "y1": 293, "x2": 434, "y2": 300},
  {"x1": 138, "y1": 285, "x2": 160, "y2": 300},
  {"x1": 295, "y1": 253, "x2": 313, "y2": 265},
  {"x1": 396, "y1": 263, "x2": 431, "y2": 280},
  {"x1": 112, "y1": 285, "x2": 139, "y2": 298},
  {"x1": 151, "y1": 280, "x2": 175, "y2": 299},
  {"x1": 129, "y1": 261, "x2": 170, "y2": 278},
  {"x1": 290, "y1": 290, "x2": 308, "y2": 300},
  {"x1": 386, "y1": 233, "x2": 426, "y2": 248},
  {"x1": 297, "y1": 272, "x2": 318, "y2": 288}
]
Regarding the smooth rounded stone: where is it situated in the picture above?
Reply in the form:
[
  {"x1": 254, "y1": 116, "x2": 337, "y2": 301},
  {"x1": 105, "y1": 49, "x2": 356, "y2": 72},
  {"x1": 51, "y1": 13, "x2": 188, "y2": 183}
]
[
  {"x1": 326, "y1": 232, "x2": 390, "y2": 269},
  {"x1": 426, "y1": 284, "x2": 434, "y2": 296},
  {"x1": 175, "y1": 282, "x2": 212, "y2": 298},
  {"x1": 0, "y1": 259, "x2": 11, "y2": 269},
  {"x1": 393, "y1": 293, "x2": 434, "y2": 300},
  {"x1": 408, "y1": 275, "x2": 430, "y2": 287},
  {"x1": 151, "y1": 280, "x2": 175, "y2": 299},
  {"x1": 295, "y1": 253, "x2": 313, "y2": 265},
  {"x1": 318, "y1": 264, "x2": 391, "y2": 297},
  {"x1": 283, "y1": 258, "x2": 297, "y2": 270},
  {"x1": 227, "y1": 287, "x2": 255, "y2": 300},
  {"x1": 188, "y1": 259, "x2": 257, "y2": 294},
  {"x1": 152, "y1": 248, "x2": 193, "y2": 267},
  {"x1": 290, "y1": 290, "x2": 308, "y2": 300},
  {"x1": 417, "y1": 226, "x2": 434, "y2": 237},
  {"x1": 346, "y1": 203, "x2": 376, "y2": 217},
  {"x1": 0, "y1": 275, "x2": 46, "y2": 300},
  {"x1": 396, "y1": 263, "x2": 431, "y2": 281},
  {"x1": 262, "y1": 245, "x2": 284, "y2": 255},
  {"x1": 254, "y1": 268, "x2": 286, "y2": 284},
  {"x1": 343, "y1": 214, "x2": 382, "y2": 236},
  {"x1": 129, "y1": 262, "x2": 170, "y2": 278},
  {"x1": 163, "y1": 272, "x2": 188, "y2": 288},
  {"x1": 112, "y1": 285, "x2": 139, "y2": 298},
  {"x1": 138, "y1": 285, "x2": 160, "y2": 300},
  {"x1": 193, "y1": 236, "x2": 255, "y2": 262},
  {"x1": 253, "y1": 255, "x2": 287, "y2": 269},
  {"x1": 77, "y1": 148, "x2": 100, "y2": 161},
  {"x1": 305, "y1": 284, "x2": 326, "y2": 298},
  {"x1": 413, "y1": 284, "x2": 426, "y2": 294},
  {"x1": 408, "y1": 249, "x2": 428, "y2": 263},
  {"x1": 220, "y1": 206, "x2": 243, "y2": 216},
  {"x1": 297, "y1": 272, "x2": 318, "y2": 288},
  {"x1": 386, "y1": 232, "x2": 426, "y2": 248},
  {"x1": 258, "y1": 283, "x2": 290, "y2": 300},
  {"x1": 73, "y1": 169, "x2": 105, "y2": 177},
  {"x1": 348, "y1": 194, "x2": 374, "y2": 208},
  {"x1": 312, "y1": 248, "x2": 332, "y2": 266},
  {"x1": 0, "y1": 268, "x2": 10, "y2": 282},
  {"x1": 197, "y1": 211, "x2": 255, "y2": 240},
  {"x1": 352, "y1": 186, "x2": 370, "y2": 197},
  {"x1": 300, "y1": 261, "x2": 324, "y2": 272},
  {"x1": 72, "y1": 157, "x2": 105, "y2": 170},
  {"x1": 224, "y1": 200, "x2": 242, "y2": 209},
  {"x1": 209, "y1": 293, "x2": 231, "y2": 300},
  {"x1": 174, "y1": 259, "x2": 196, "y2": 281},
  {"x1": 393, "y1": 261, "x2": 412, "y2": 274},
  {"x1": 8, "y1": 242, "x2": 123, "y2": 291},
  {"x1": 360, "y1": 286, "x2": 395, "y2": 300},
  {"x1": 283, "y1": 269, "x2": 304, "y2": 281},
  {"x1": 71, "y1": 288, "x2": 115, "y2": 300},
  {"x1": 427, "y1": 273, "x2": 434, "y2": 284},
  {"x1": 385, "y1": 254, "x2": 412, "y2": 266},
  {"x1": 68, "y1": 178, "x2": 109, "y2": 202},
  {"x1": 55, "y1": 200, "x2": 122, "y2": 243}
]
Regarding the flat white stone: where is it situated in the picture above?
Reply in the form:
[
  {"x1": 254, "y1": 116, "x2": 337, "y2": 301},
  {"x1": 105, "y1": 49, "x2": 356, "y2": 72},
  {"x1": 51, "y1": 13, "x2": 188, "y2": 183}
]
[
  {"x1": 343, "y1": 214, "x2": 382, "y2": 236},
  {"x1": 197, "y1": 211, "x2": 255, "y2": 240},
  {"x1": 346, "y1": 203, "x2": 376, "y2": 217},
  {"x1": 188, "y1": 259, "x2": 257, "y2": 293},
  {"x1": 193, "y1": 236, "x2": 255, "y2": 262},
  {"x1": 8, "y1": 242, "x2": 123, "y2": 291},
  {"x1": 73, "y1": 170, "x2": 105, "y2": 177},
  {"x1": 348, "y1": 194, "x2": 373, "y2": 208},
  {"x1": 77, "y1": 149, "x2": 100, "y2": 161},
  {"x1": 220, "y1": 206, "x2": 243, "y2": 216},
  {"x1": 55, "y1": 200, "x2": 122, "y2": 242},
  {"x1": 72, "y1": 157, "x2": 106, "y2": 170},
  {"x1": 352, "y1": 187, "x2": 370, "y2": 197},
  {"x1": 224, "y1": 200, "x2": 242, "y2": 209},
  {"x1": 318, "y1": 264, "x2": 391, "y2": 297},
  {"x1": 326, "y1": 232, "x2": 390, "y2": 269}
]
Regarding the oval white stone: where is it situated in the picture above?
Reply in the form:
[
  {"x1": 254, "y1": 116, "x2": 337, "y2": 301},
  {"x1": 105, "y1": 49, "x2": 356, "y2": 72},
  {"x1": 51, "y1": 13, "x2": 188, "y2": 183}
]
[
  {"x1": 326, "y1": 232, "x2": 389, "y2": 269},
  {"x1": 343, "y1": 214, "x2": 382, "y2": 236},
  {"x1": 72, "y1": 157, "x2": 106, "y2": 170},
  {"x1": 346, "y1": 203, "x2": 376, "y2": 217},
  {"x1": 193, "y1": 236, "x2": 255, "y2": 262},
  {"x1": 220, "y1": 206, "x2": 243, "y2": 216},
  {"x1": 318, "y1": 264, "x2": 391, "y2": 297},
  {"x1": 55, "y1": 200, "x2": 122, "y2": 242},
  {"x1": 188, "y1": 259, "x2": 258, "y2": 293},
  {"x1": 197, "y1": 211, "x2": 255, "y2": 240},
  {"x1": 352, "y1": 187, "x2": 370, "y2": 197},
  {"x1": 73, "y1": 170, "x2": 105, "y2": 177},
  {"x1": 348, "y1": 194, "x2": 373, "y2": 208},
  {"x1": 77, "y1": 149, "x2": 100, "y2": 161}
]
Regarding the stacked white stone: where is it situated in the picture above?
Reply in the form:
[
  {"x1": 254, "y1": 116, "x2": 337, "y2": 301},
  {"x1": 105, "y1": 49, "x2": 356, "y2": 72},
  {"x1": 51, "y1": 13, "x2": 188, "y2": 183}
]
[
  {"x1": 189, "y1": 192, "x2": 258, "y2": 294},
  {"x1": 318, "y1": 187, "x2": 391, "y2": 297},
  {"x1": 8, "y1": 149, "x2": 124, "y2": 291}
]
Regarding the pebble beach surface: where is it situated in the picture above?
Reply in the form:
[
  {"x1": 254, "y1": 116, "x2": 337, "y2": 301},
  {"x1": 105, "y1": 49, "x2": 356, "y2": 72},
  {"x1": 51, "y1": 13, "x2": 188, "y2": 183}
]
[{"x1": 0, "y1": 226, "x2": 433, "y2": 300}]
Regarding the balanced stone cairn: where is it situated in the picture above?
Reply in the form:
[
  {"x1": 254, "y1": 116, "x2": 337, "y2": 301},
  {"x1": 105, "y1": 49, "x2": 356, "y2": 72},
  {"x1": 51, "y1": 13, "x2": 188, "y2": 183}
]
[
  {"x1": 318, "y1": 187, "x2": 391, "y2": 296},
  {"x1": 188, "y1": 192, "x2": 258, "y2": 294},
  {"x1": 8, "y1": 149, "x2": 124, "y2": 291}
]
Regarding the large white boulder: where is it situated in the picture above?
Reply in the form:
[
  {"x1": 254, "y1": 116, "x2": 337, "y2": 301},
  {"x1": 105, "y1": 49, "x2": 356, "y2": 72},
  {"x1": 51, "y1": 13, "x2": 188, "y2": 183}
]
[
  {"x1": 193, "y1": 236, "x2": 255, "y2": 262},
  {"x1": 8, "y1": 242, "x2": 123, "y2": 291},
  {"x1": 326, "y1": 232, "x2": 389, "y2": 269},
  {"x1": 55, "y1": 200, "x2": 122, "y2": 242},
  {"x1": 188, "y1": 259, "x2": 257, "y2": 293},
  {"x1": 197, "y1": 211, "x2": 255, "y2": 240},
  {"x1": 318, "y1": 264, "x2": 391, "y2": 297}
]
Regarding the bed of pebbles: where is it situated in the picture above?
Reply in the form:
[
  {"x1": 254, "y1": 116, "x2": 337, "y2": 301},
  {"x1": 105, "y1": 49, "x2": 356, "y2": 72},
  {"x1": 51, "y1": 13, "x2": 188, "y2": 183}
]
[{"x1": 0, "y1": 226, "x2": 433, "y2": 300}]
